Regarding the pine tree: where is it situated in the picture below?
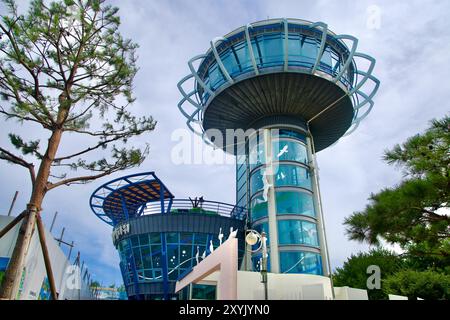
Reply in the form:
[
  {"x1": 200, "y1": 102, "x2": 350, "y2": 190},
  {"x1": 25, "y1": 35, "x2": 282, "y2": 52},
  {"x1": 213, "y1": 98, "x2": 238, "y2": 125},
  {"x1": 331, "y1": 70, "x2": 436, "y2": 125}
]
[
  {"x1": 0, "y1": 0, "x2": 155, "y2": 299},
  {"x1": 344, "y1": 116, "x2": 449, "y2": 264}
]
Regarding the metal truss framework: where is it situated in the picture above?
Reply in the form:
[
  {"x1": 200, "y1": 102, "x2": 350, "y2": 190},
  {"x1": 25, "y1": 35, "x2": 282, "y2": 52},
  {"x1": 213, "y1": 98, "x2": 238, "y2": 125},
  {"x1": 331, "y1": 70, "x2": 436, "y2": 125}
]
[{"x1": 89, "y1": 172, "x2": 174, "y2": 226}]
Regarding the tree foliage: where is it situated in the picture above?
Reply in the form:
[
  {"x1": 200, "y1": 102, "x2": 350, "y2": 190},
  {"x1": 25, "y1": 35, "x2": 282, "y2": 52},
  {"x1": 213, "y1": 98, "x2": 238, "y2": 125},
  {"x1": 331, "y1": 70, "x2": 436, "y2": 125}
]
[
  {"x1": 344, "y1": 116, "x2": 449, "y2": 260},
  {"x1": 383, "y1": 269, "x2": 450, "y2": 300},
  {"x1": 0, "y1": 0, "x2": 156, "y2": 196},
  {"x1": 333, "y1": 248, "x2": 404, "y2": 300}
]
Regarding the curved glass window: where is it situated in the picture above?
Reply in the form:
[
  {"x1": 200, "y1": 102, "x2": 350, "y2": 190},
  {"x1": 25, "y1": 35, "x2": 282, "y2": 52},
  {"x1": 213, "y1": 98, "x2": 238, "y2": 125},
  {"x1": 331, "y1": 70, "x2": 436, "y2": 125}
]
[
  {"x1": 130, "y1": 235, "x2": 139, "y2": 247},
  {"x1": 250, "y1": 168, "x2": 265, "y2": 195},
  {"x1": 118, "y1": 232, "x2": 245, "y2": 286},
  {"x1": 272, "y1": 139, "x2": 308, "y2": 164},
  {"x1": 272, "y1": 129, "x2": 306, "y2": 142},
  {"x1": 198, "y1": 27, "x2": 352, "y2": 103},
  {"x1": 249, "y1": 143, "x2": 265, "y2": 170},
  {"x1": 250, "y1": 194, "x2": 268, "y2": 221},
  {"x1": 274, "y1": 164, "x2": 312, "y2": 190},
  {"x1": 278, "y1": 220, "x2": 302, "y2": 245},
  {"x1": 279, "y1": 251, "x2": 322, "y2": 275},
  {"x1": 208, "y1": 64, "x2": 225, "y2": 90},
  {"x1": 278, "y1": 220, "x2": 319, "y2": 246},
  {"x1": 259, "y1": 33, "x2": 283, "y2": 66},
  {"x1": 300, "y1": 221, "x2": 319, "y2": 246},
  {"x1": 275, "y1": 191, "x2": 315, "y2": 217}
]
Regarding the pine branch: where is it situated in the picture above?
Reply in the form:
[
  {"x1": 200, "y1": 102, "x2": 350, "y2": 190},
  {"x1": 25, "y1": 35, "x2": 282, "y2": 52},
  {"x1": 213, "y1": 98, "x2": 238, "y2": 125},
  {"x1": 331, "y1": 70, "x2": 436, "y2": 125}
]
[
  {"x1": 53, "y1": 134, "x2": 127, "y2": 162},
  {"x1": 0, "y1": 146, "x2": 35, "y2": 185},
  {"x1": 47, "y1": 166, "x2": 121, "y2": 190}
]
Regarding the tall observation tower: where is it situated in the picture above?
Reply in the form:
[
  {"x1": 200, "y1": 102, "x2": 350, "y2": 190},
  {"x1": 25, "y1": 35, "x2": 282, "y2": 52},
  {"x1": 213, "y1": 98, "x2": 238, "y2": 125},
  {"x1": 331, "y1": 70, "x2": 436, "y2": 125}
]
[{"x1": 177, "y1": 18, "x2": 379, "y2": 277}]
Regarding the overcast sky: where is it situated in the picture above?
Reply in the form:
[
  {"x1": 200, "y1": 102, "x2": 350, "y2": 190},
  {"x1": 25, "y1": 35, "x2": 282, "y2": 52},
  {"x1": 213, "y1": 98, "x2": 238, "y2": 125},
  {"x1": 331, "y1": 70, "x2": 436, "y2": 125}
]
[{"x1": 1, "y1": 0, "x2": 449, "y2": 287}]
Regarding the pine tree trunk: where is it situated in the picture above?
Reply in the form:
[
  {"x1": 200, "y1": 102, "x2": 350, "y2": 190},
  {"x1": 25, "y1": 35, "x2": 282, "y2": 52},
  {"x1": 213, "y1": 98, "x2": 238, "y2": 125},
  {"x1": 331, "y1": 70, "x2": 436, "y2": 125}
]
[{"x1": 0, "y1": 128, "x2": 63, "y2": 299}]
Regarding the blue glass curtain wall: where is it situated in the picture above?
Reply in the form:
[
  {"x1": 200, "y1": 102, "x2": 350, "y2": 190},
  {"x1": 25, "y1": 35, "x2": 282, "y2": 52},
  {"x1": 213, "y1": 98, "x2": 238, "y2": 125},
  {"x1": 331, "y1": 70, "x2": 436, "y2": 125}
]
[
  {"x1": 246, "y1": 128, "x2": 323, "y2": 275},
  {"x1": 199, "y1": 25, "x2": 352, "y2": 104}
]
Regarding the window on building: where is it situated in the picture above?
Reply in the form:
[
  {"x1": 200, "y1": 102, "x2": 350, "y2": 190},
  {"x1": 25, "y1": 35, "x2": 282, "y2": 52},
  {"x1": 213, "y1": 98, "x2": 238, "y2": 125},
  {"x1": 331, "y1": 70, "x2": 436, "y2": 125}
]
[
  {"x1": 279, "y1": 251, "x2": 322, "y2": 275},
  {"x1": 278, "y1": 220, "x2": 319, "y2": 246},
  {"x1": 275, "y1": 190, "x2": 315, "y2": 217},
  {"x1": 250, "y1": 194, "x2": 268, "y2": 221},
  {"x1": 274, "y1": 164, "x2": 312, "y2": 190}
]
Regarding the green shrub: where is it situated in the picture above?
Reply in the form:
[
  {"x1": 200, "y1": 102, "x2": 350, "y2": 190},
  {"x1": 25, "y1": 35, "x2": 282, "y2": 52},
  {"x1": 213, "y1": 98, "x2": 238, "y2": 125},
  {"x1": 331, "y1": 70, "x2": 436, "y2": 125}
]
[{"x1": 383, "y1": 270, "x2": 450, "y2": 300}]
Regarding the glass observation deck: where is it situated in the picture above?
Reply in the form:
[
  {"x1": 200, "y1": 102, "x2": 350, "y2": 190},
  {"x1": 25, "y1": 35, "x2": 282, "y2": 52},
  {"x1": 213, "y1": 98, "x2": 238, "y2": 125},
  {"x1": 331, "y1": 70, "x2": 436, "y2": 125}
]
[
  {"x1": 196, "y1": 21, "x2": 355, "y2": 104},
  {"x1": 177, "y1": 18, "x2": 380, "y2": 150}
]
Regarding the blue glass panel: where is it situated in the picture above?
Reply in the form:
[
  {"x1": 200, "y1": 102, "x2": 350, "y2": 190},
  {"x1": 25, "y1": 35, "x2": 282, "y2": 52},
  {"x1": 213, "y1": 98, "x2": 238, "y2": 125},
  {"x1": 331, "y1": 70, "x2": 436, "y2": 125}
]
[
  {"x1": 278, "y1": 220, "x2": 302, "y2": 245},
  {"x1": 167, "y1": 244, "x2": 179, "y2": 269},
  {"x1": 149, "y1": 233, "x2": 161, "y2": 244},
  {"x1": 139, "y1": 234, "x2": 149, "y2": 246},
  {"x1": 166, "y1": 232, "x2": 179, "y2": 244},
  {"x1": 130, "y1": 235, "x2": 139, "y2": 247},
  {"x1": 144, "y1": 269, "x2": 153, "y2": 279},
  {"x1": 249, "y1": 143, "x2": 265, "y2": 170},
  {"x1": 287, "y1": 34, "x2": 302, "y2": 64},
  {"x1": 120, "y1": 239, "x2": 130, "y2": 252},
  {"x1": 141, "y1": 246, "x2": 152, "y2": 269},
  {"x1": 132, "y1": 247, "x2": 143, "y2": 270},
  {"x1": 151, "y1": 246, "x2": 162, "y2": 268},
  {"x1": 272, "y1": 129, "x2": 306, "y2": 142},
  {"x1": 237, "y1": 182, "x2": 247, "y2": 204},
  {"x1": 274, "y1": 164, "x2": 312, "y2": 190},
  {"x1": 194, "y1": 233, "x2": 208, "y2": 246},
  {"x1": 320, "y1": 46, "x2": 333, "y2": 70},
  {"x1": 180, "y1": 232, "x2": 193, "y2": 244},
  {"x1": 237, "y1": 162, "x2": 247, "y2": 178},
  {"x1": 303, "y1": 252, "x2": 323, "y2": 275},
  {"x1": 301, "y1": 221, "x2": 319, "y2": 246},
  {"x1": 250, "y1": 194, "x2": 268, "y2": 221},
  {"x1": 137, "y1": 270, "x2": 144, "y2": 283},
  {"x1": 275, "y1": 191, "x2": 315, "y2": 217},
  {"x1": 260, "y1": 34, "x2": 283, "y2": 67},
  {"x1": 208, "y1": 64, "x2": 224, "y2": 90},
  {"x1": 273, "y1": 139, "x2": 308, "y2": 164},
  {"x1": 221, "y1": 51, "x2": 240, "y2": 77},
  {"x1": 300, "y1": 37, "x2": 318, "y2": 65},
  {"x1": 180, "y1": 245, "x2": 192, "y2": 267},
  {"x1": 168, "y1": 269, "x2": 179, "y2": 281},
  {"x1": 277, "y1": 220, "x2": 319, "y2": 246},
  {"x1": 279, "y1": 251, "x2": 322, "y2": 275},
  {"x1": 250, "y1": 168, "x2": 265, "y2": 195},
  {"x1": 199, "y1": 30, "x2": 355, "y2": 96},
  {"x1": 154, "y1": 269, "x2": 162, "y2": 279},
  {"x1": 233, "y1": 42, "x2": 253, "y2": 72}
]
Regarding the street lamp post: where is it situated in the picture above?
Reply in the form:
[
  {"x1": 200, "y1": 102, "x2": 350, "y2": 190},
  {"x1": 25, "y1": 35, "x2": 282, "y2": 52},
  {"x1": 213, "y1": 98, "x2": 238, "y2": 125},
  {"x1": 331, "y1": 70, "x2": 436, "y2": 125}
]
[{"x1": 245, "y1": 230, "x2": 268, "y2": 300}]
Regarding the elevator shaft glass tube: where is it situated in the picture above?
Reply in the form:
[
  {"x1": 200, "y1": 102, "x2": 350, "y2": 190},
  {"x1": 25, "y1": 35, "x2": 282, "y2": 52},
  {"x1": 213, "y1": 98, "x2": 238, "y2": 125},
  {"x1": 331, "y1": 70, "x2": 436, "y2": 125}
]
[{"x1": 244, "y1": 128, "x2": 324, "y2": 275}]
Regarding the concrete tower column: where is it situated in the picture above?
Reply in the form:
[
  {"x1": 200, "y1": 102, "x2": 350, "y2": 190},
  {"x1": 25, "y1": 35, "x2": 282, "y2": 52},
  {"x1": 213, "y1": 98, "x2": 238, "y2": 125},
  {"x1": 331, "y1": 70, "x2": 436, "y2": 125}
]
[{"x1": 264, "y1": 128, "x2": 280, "y2": 273}]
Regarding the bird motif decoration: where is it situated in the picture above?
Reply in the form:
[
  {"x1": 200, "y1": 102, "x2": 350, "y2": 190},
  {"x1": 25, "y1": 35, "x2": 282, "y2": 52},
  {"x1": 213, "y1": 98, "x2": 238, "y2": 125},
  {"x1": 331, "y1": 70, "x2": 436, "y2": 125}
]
[
  {"x1": 277, "y1": 144, "x2": 288, "y2": 158},
  {"x1": 195, "y1": 246, "x2": 200, "y2": 264},
  {"x1": 209, "y1": 240, "x2": 214, "y2": 253},
  {"x1": 218, "y1": 227, "x2": 224, "y2": 245},
  {"x1": 228, "y1": 227, "x2": 238, "y2": 239}
]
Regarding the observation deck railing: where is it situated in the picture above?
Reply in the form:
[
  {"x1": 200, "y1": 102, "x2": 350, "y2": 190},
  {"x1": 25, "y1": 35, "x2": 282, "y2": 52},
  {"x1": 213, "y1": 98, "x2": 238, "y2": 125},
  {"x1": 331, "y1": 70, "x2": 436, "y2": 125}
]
[{"x1": 141, "y1": 198, "x2": 247, "y2": 221}]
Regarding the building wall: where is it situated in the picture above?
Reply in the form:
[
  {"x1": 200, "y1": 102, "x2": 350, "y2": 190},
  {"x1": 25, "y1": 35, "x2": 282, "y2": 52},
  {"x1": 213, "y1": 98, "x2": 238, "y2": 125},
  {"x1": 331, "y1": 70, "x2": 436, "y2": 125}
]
[
  {"x1": 334, "y1": 286, "x2": 369, "y2": 300},
  {"x1": 199, "y1": 271, "x2": 333, "y2": 300},
  {"x1": 0, "y1": 215, "x2": 93, "y2": 300}
]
